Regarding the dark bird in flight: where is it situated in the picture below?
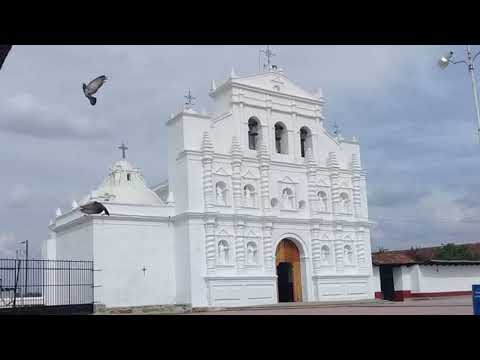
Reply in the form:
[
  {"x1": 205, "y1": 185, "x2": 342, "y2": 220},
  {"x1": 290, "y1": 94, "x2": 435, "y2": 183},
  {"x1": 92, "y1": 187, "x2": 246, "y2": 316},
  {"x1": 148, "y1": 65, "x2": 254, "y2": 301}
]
[
  {"x1": 79, "y1": 201, "x2": 110, "y2": 216},
  {"x1": 82, "y1": 75, "x2": 107, "y2": 105},
  {"x1": 0, "y1": 45, "x2": 12, "y2": 71}
]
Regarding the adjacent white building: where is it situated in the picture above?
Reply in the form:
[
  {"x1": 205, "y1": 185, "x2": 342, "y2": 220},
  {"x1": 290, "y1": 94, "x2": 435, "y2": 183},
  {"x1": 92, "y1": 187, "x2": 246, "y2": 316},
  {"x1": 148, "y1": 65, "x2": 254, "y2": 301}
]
[{"x1": 43, "y1": 65, "x2": 375, "y2": 309}]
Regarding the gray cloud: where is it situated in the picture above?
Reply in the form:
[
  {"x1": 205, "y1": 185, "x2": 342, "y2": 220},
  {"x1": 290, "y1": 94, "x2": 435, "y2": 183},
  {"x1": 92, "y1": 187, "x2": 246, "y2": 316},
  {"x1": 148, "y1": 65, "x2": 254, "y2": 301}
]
[
  {"x1": 1, "y1": 45, "x2": 480, "y2": 257},
  {"x1": 0, "y1": 92, "x2": 112, "y2": 139}
]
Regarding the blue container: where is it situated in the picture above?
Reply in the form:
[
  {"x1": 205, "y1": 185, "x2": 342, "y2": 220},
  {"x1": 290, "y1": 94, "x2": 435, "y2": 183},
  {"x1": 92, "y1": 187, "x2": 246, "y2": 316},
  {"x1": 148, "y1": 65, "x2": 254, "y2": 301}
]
[{"x1": 473, "y1": 285, "x2": 480, "y2": 316}]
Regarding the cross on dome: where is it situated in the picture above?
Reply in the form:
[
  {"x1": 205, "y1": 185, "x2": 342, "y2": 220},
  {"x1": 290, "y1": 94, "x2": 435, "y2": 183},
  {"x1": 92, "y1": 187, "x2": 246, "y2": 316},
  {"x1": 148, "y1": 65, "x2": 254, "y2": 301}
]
[{"x1": 118, "y1": 142, "x2": 128, "y2": 159}]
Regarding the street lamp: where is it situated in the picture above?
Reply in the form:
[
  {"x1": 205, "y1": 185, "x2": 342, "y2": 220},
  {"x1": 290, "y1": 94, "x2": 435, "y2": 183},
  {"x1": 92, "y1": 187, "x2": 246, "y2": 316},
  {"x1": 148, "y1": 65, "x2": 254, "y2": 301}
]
[
  {"x1": 438, "y1": 45, "x2": 480, "y2": 142},
  {"x1": 20, "y1": 240, "x2": 28, "y2": 297}
]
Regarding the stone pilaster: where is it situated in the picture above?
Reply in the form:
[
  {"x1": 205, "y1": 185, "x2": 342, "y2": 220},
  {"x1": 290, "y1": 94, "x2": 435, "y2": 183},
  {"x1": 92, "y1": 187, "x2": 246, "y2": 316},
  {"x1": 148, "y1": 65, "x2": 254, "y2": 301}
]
[
  {"x1": 231, "y1": 136, "x2": 243, "y2": 209},
  {"x1": 355, "y1": 229, "x2": 366, "y2": 267},
  {"x1": 235, "y1": 218, "x2": 246, "y2": 272},
  {"x1": 305, "y1": 148, "x2": 317, "y2": 212},
  {"x1": 201, "y1": 132, "x2": 214, "y2": 210},
  {"x1": 204, "y1": 216, "x2": 217, "y2": 275},
  {"x1": 328, "y1": 152, "x2": 340, "y2": 214},
  {"x1": 263, "y1": 222, "x2": 274, "y2": 272},
  {"x1": 351, "y1": 154, "x2": 362, "y2": 217},
  {"x1": 310, "y1": 225, "x2": 321, "y2": 275},
  {"x1": 334, "y1": 226, "x2": 344, "y2": 272},
  {"x1": 257, "y1": 141, "x2": 271, "y2": 211}
]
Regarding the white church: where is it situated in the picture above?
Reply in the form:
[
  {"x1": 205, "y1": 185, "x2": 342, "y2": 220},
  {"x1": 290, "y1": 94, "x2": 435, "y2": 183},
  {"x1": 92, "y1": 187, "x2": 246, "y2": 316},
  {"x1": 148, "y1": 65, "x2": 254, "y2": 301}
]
[{"x1": 43, "y1": 63, "x2": 375, "y2": 310}]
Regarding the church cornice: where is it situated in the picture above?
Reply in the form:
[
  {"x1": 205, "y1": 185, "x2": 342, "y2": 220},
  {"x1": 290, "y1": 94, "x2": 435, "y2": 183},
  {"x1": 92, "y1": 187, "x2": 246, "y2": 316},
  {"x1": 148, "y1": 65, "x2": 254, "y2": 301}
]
[
  {"x1": 173, "y1": 211, "x2": 372, "y2": 228},
  {"x1": 166, "y1": 107, "x2": 211, "y2": 126},
  {"x1": 312, "y1": 274, "x2": 370, "y2": 280},
  {"x1": 205, "y1": 275, "x2": 276, "y2": 281},
  {"x1": 51, "y1": 213, "x2": 175, "y2": 233},
  {"x1": 177, "y1": 149, "x2": 363, "y2": 174}
]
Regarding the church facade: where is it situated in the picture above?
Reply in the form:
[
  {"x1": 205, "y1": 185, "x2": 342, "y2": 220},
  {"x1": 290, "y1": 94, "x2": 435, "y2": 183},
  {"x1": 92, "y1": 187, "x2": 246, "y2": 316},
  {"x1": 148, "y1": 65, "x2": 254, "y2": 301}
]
[{"x1": 43, "y1": 66, "x2": 375, "y2": 309}]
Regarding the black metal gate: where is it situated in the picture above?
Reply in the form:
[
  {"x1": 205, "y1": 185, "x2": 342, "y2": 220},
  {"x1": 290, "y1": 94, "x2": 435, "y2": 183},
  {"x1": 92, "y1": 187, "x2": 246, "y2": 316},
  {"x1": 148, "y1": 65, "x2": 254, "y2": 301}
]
[{"x1": 0, "y1": 259, "x2": 94, "y2": 314}]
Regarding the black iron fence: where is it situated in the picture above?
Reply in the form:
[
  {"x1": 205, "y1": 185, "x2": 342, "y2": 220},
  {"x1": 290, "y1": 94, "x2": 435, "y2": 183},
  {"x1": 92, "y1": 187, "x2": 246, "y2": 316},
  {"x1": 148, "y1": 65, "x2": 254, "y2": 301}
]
[{"x1": 0, "y1": 259, "x2": 94, "y2": 314}]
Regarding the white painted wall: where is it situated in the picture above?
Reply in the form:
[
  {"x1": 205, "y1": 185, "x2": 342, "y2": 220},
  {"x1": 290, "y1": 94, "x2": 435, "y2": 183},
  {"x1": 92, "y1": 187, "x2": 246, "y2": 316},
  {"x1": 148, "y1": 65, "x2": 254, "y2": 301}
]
[
  {"x1": 92, "y1": 218, "x2": 175, "y2": 308},
  {"x1": 373, "y1": 264, "x2": 480, "y2": 295},
  {"x1": 417, "y1": 265, "x2": 480, "y2": 293},
  {"x1": 392, "y1": 265, "x2": 413, "y2": 292}
]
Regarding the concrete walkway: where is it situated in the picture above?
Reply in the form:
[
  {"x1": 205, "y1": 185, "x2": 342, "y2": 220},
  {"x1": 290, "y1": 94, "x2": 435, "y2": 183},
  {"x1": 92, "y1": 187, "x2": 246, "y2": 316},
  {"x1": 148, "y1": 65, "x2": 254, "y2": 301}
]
[{"x1": 189, "y1": 296, "x2": 475, "y2": 315}]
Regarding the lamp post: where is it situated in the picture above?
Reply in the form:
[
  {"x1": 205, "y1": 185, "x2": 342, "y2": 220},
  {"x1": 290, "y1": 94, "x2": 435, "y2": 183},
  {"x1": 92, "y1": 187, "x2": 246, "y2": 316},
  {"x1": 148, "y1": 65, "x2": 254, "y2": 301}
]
[
  {"x1": 438, "y1": 45, "x2": 480, "y2": 142},
  {"x1": 20, "y1": 240, "x2": 28, "y2": 297}
]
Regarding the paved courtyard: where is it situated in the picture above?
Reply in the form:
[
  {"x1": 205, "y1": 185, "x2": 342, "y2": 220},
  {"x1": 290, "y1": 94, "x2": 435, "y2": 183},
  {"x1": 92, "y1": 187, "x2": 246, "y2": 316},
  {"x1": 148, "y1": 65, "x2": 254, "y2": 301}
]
[{"x1": 190, "y1": 296, "x2": 475, "y2": 315}]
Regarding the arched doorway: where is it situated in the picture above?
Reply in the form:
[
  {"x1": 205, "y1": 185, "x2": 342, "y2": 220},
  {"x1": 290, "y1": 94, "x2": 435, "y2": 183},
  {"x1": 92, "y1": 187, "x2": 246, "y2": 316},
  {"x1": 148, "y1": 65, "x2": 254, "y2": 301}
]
[{"x1": 275, "y1": 239, "x2": 302, "y2": 302}]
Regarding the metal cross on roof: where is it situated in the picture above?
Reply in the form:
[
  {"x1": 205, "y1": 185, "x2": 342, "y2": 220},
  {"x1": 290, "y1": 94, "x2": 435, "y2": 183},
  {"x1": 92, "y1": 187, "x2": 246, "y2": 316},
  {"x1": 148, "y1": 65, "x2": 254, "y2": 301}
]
[
  {"x1": 184, "y1": 90, "x2": 196, "y2": 107},
  {"x1": 118, "y1": 142, "x2": 128, "y2": 159},
  {"x1": 261, "y1": 45, "x2": 276, "y2": 70}
]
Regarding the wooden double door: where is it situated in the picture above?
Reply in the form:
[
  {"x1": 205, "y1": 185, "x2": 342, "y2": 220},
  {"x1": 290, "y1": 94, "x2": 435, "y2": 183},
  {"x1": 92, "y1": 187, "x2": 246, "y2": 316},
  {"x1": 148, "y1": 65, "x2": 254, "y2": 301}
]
[{"x1": 275, "y1": 239, "x2": 302, "y2": 302}]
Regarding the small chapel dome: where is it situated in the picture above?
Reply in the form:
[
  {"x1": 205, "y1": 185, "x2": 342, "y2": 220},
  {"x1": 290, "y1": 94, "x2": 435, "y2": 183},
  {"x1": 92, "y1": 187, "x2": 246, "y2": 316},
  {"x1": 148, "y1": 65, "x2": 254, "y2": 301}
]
[{"x1": 80, "y1": 157, "x2": 164, "y2": 206}]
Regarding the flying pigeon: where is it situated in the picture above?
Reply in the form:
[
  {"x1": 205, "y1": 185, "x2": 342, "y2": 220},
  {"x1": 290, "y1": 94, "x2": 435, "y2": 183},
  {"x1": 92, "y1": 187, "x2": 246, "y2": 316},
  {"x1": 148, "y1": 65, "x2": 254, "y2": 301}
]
[
  {"x1": 79, "y1": 201, "x2": 110, "y2": 216},
  {"x1": 82, "y1": 75, "x2": 107, "y2": 105},
  {"x1": 0, "y1": 45, "x2": 12, "y2": 71}
]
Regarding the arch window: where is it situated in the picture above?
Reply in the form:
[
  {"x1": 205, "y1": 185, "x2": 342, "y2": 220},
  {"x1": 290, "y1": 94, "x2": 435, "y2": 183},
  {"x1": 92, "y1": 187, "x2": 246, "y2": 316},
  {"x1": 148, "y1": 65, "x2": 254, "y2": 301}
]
[
  {"x1": 300, "y1": 126, "x2": 312, "y2": 158},
  {"x1": 274, "y1": 122, "x2": 288, "y2": 154},
  {"x1": 248, "y1": 117, "x2": 260, "y2": 150}
]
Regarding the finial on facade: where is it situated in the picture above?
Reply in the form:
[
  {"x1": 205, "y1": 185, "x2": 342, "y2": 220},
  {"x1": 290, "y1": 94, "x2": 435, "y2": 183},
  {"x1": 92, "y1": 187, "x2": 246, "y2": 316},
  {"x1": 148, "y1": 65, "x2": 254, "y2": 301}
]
[
  {"x1": 314, "y1": 88, "x2": 323, "y2": 98},
  {"x1": 118, "y1": 142, "x2": 128, "y2": 159},
  {"x1": 352, "y1": 136, "x2": 358, "y2": 142},
  {"x1": 49, "y1": 219, "x2": 54, "y2": 226},
  {"x1": 210, "y1": 79, "x2": 217, "y2": 92},
  {"x1": 184, "y1": 90, "x2": 196, "y2": 108},
  {"x1": 230, "y1": 67, "x2": 237, "y2": 78},
  {"x1": 166, "y1": 191, "x2": 175, "y2": 204},
  {"x1": 201, "y1": 131, "x2": 214, "y2": 153},
  {"x1": 170, "y1": 113, "x2": 175, "y2": 119},
  {"x1": 55, "y1": 208, "x2": 62, "y2": 217},
  {"x1": 72, "y1": 200, "x2": 78, "y2": 209},
  {"x1": 201, "y1": 108, "x2": 207, "y2": 116}
]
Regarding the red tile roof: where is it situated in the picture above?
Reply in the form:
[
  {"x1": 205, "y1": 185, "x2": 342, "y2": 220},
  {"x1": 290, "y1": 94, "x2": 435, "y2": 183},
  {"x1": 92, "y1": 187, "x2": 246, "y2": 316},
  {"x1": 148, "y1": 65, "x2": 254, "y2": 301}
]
[{"x1": 372, "y1": 243, "x2": 480, "y2": 266}]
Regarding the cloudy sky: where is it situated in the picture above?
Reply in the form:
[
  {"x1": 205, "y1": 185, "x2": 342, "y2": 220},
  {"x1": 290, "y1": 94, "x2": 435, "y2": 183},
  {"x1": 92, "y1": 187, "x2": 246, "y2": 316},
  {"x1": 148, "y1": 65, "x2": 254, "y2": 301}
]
[{"x1": 1, "y1": 45, "x2": 480, "y2": 258}]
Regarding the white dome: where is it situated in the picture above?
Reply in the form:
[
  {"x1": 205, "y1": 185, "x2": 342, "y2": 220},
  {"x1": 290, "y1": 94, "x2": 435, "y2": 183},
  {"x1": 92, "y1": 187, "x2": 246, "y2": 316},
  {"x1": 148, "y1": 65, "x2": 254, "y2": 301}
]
[{"x1": 81, "y1": 158, "x2": 164, "y2": 206}]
